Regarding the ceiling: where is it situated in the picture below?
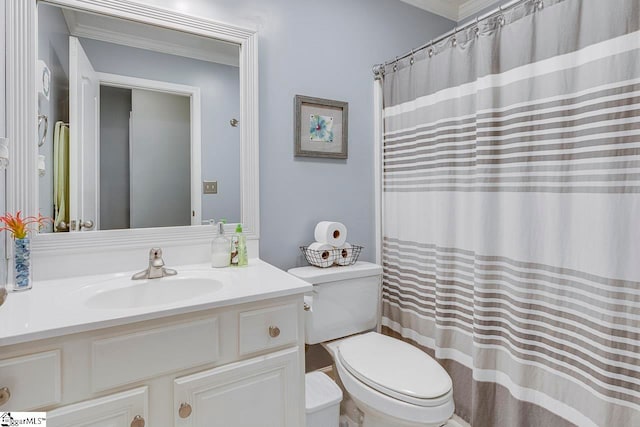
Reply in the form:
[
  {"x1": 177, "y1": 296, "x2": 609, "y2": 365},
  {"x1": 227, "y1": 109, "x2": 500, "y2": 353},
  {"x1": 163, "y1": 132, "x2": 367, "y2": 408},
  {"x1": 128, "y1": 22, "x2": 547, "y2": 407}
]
[{"x1": 399, "y1": 0, "x2": 500, "y2": 21}]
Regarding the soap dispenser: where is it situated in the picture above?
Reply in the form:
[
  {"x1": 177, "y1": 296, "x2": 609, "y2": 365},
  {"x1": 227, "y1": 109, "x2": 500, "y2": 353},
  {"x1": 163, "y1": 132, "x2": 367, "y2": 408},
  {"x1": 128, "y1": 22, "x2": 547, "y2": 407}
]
[
  {"x1": 211, "y1": 220, "x2": 231, "y2": 268},
  {"x1": 231, "y1": 223, "x2": 248, "y2": 267}
]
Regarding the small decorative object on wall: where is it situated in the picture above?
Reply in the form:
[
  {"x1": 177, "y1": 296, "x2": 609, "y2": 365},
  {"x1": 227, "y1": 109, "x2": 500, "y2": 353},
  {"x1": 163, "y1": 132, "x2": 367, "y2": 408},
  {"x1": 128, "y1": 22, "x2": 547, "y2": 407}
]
[{"x1": 294, "y1": 95, "x2": 348, "y2": 159}]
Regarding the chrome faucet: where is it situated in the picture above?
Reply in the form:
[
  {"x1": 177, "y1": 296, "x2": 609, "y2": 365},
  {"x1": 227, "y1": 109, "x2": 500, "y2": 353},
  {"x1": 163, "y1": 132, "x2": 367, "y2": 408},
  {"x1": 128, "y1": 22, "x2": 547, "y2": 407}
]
[{"x1": 132, "y1": 248, "x2": 177, "y2": 280}]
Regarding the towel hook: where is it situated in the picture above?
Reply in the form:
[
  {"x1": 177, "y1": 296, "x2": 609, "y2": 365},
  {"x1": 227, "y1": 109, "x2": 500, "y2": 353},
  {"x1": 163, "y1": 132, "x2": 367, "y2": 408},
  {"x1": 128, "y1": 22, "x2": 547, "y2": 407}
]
[{"x1": 38, "y1": 114, "x2": 48, "y2": 147}]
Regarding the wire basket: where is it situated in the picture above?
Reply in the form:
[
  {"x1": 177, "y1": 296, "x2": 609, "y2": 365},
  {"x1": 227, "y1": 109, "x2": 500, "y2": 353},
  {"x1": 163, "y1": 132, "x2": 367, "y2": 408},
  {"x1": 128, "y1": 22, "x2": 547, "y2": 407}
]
[{"x1": 300, "y1": 245, "x2": 363, "y2": 268}]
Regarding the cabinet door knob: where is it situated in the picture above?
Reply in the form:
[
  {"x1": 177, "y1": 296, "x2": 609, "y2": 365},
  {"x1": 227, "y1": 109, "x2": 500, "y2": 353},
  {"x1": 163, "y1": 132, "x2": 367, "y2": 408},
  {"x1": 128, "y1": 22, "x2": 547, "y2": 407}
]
[
  {"x1": 0, "y1": 387, "x2": 10, "y2": 406},
  {"x1": 130, "y1": 415, "x2": 145, "y2": 427},
  {"x1": 269, "y1": 326, "x2": 280, "y2": 338},
  {"x1": 179, "y1": 402, "x2": 192, "y2": 418}
]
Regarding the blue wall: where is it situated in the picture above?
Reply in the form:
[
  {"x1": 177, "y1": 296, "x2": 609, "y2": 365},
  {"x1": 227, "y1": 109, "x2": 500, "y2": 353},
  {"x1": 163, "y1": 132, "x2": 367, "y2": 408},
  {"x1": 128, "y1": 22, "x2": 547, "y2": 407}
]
[{"x1": 135, "y1": 0, "x2": 454, "y2": 269}]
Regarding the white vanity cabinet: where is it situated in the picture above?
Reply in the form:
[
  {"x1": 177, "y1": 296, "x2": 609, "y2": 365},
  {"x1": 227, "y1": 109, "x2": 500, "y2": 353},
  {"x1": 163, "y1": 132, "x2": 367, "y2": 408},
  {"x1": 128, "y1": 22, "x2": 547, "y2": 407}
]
[{"x1": 0, "y1": 295, "x2": 306, "y2": 427}]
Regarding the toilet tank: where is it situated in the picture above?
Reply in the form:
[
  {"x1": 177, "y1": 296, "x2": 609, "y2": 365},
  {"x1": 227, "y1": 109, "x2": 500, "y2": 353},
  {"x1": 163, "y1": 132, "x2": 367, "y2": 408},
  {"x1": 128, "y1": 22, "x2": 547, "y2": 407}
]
[{"x1": 288, "y1": 262, "x2": 383, "y2": 345}]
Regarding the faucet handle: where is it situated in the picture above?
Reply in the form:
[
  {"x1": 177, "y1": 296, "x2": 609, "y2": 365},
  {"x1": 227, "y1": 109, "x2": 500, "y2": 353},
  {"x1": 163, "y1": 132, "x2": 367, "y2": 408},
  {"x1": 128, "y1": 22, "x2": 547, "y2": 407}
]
[
  {"x1": 149, "y1": 248, "x2": 165, "y2": 268},
  {"x1": 149, "y1": 248, "x2": 163, "y2": 259}
]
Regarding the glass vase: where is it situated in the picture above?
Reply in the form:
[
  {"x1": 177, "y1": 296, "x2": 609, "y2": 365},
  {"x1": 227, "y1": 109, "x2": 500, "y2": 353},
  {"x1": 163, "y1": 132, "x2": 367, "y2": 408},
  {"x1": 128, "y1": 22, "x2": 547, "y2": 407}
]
[{"x1": 13, "y1": 237, "x2": 32, "y2": 291}]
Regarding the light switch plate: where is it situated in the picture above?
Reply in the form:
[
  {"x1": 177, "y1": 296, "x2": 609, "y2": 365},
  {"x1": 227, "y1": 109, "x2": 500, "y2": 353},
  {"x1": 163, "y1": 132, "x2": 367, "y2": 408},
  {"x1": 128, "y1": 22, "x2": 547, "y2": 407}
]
[{"x1": 203, "y1": 181, "x2": 218, "y2": 194}]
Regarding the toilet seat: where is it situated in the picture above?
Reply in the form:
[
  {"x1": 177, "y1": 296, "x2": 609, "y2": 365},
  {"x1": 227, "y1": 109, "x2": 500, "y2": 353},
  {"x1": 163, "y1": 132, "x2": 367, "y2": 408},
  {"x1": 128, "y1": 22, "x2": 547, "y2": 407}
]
[{"x1": 337, "y1": 332, "x2": 452, "y2": 407}]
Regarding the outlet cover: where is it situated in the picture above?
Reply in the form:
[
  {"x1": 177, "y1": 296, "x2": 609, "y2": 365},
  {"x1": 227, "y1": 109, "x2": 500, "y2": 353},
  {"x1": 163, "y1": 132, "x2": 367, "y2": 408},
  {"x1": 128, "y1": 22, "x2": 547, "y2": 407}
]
[{"x1": 203, "y1": 180, "x2": 218, "y2": 194}]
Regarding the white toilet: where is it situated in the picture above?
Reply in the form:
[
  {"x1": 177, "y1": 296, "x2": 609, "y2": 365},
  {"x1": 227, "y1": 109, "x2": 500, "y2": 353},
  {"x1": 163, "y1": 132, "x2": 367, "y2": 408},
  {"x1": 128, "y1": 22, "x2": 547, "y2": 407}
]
[{"x1": 288, "y1": 262, "x2": 454, "y2": 427}]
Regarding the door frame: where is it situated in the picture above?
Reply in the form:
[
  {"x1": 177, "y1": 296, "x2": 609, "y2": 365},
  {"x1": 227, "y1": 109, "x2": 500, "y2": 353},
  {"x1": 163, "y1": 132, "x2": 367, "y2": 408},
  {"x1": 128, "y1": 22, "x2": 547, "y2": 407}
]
[{"x1": 97, "y1": 72, "x2": 202, "y2": 226}]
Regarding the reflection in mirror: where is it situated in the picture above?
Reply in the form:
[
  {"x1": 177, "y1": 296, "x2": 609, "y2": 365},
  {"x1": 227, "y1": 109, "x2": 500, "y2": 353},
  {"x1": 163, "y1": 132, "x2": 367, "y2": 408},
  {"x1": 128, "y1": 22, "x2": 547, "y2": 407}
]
[{"x1": 37, "y1": 3, "x2": 241, "y2": 233}]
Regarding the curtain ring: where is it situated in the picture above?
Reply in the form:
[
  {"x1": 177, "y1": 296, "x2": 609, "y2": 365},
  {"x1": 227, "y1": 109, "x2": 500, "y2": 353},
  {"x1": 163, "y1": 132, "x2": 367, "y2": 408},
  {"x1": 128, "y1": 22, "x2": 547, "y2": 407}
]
[
  {"x1": 451, "y1": 27, "x2": 457, "y2": 47},
  {"x1": 428, "y1": 41, "x2": 434, "y2": 58},
  {"x1": 536, "y1": 0, "x2": 544, "y2": 10},
  {"x1": 393, "y1": 57, "x2": 398, "y2": 72},
  {"x1": 498, "y1": 6, "x2": 506, "y2": 27},
  {"x1": 475, "y1": 17, "x2": 480, "y2": 37},
  {"x1": 410, "y1": 49, "x2": 415, "y2": 66}
]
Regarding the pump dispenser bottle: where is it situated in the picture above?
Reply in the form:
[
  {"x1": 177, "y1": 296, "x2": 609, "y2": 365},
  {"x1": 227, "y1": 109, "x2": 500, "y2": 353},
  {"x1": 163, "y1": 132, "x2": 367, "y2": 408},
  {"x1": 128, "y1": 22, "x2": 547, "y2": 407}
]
[
  {"x1": 211, "y1": 220, "x2": 231, "y2": 268},
  {"x1": 235, "y1": 224, "x2": 248, "y2": 266},
  {"x1": 231, "y1": 224, "x2": 247, "y2": 266}
]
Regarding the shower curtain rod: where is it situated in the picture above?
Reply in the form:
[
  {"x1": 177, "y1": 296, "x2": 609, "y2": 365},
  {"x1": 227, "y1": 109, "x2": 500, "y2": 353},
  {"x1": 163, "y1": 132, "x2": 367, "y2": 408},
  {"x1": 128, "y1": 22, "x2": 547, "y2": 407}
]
[{"x1": 372, "y1": 0, "x2": 533, "y2": 78}]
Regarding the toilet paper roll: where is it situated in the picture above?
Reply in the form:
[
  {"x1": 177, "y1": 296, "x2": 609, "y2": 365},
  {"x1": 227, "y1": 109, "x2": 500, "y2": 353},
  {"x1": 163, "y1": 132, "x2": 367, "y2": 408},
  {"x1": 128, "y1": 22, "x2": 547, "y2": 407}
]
[
  {"x1": 314, "y1": 221, "x2": 347, "y2": 247},
  {"x1": 307, "y1": 242, "x2": 337, "y2": 268},
  {"x1": 335, "y1": 242, "x2": 353, "y2": 266}
]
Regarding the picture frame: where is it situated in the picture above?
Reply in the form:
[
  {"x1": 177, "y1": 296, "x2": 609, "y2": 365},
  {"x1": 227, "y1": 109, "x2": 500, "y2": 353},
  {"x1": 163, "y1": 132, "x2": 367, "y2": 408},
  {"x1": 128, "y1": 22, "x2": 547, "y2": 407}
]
[{"x1": 294, "y1": 95, "x2": 348, "y2": 159}]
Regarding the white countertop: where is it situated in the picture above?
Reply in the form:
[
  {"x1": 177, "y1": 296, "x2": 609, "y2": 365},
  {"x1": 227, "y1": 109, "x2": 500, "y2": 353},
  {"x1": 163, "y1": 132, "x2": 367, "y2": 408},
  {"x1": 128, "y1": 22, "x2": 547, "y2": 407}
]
[{"x1": 0, "y1": 259, "x2": 312, "y2": 346}]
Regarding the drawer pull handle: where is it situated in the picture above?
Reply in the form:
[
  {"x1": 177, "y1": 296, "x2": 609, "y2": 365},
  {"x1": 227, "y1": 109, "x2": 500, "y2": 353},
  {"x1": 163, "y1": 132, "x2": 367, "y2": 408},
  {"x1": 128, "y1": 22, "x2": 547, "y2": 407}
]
[
  {"x1": 179, "y1": 402, "x2": 192, "y2": 418},
  {"x1": 269, "y1": 326, "x2": 281, "y2": 338},
  {"x1": 0, "y1": 387, "x2": 10, "y2": 406},
  {"x1": 130, "y1": 415, "x2": 145, "y2": 427}
]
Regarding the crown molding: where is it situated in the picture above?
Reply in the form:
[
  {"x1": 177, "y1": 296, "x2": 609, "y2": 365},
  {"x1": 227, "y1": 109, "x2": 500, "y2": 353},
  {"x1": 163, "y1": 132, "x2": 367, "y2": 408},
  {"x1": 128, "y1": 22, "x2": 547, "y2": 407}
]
[
  {"x1": 61, "y1": 9, "x2": 239, "y2": 67},
  {"x1": 458, "y1": 0, "x2": 501, "y2": 21},
  {"x1": 398, "y1": 0, "x2": 500, "y2": 22},
  {"x1": 399, "y1": 0, "x2": 460, "y2": 21}
]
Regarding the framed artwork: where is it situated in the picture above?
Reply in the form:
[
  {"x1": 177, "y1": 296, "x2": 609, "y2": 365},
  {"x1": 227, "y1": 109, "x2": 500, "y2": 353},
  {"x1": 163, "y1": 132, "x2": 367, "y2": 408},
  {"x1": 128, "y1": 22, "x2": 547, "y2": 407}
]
[{"x1": 294, "y1": 95, "x2": 348, "y2": 159}]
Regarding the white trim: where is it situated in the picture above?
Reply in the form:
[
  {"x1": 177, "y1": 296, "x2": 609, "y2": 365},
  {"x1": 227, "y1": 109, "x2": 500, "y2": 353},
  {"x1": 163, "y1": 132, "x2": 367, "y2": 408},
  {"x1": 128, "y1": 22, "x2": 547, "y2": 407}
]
[
  {"x1": 61, "y1": 9, "x2": 239, "y2": 67},
  {"x1": 398, "y1": 0, "x2": 513, "y2": 22},
  {"x1": 373, "y1": 79, "x2": 384, "y2": 265},
  {"x1": 398, "y1": 0, "x2": 460, "y2": 21},
  {"x1": 6, "y1": 0, "x2": 259, "y2": 269},
  {"x1": 6, "y1": 0, "x2": 38, "y2": 288},
  {"x1": 97, "y1": 72, "x2": 202, "y2": 226},
  {"x1": 458, "y1": 0, "x2": 503, "y2": 21}
]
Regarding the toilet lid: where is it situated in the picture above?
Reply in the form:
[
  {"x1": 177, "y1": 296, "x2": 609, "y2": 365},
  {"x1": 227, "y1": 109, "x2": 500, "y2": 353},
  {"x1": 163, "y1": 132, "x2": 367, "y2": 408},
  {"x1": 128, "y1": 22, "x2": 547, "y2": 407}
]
[{"x1": 338, "y1": 332, "x2": 452, "y2": 403}]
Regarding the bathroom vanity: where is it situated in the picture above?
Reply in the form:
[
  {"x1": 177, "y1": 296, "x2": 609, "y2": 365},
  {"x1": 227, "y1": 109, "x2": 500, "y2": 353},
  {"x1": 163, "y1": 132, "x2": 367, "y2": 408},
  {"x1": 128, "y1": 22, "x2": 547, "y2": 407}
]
[{"x1": 0, "y1": 261, "x2": 311, "y2": 426}]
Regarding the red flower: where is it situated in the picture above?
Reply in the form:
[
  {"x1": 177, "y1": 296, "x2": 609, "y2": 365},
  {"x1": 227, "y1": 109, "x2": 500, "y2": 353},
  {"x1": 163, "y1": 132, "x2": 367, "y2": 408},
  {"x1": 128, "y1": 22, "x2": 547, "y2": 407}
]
[{"x1": 0, "y1": 211, "x2": 52, "y2": 239}]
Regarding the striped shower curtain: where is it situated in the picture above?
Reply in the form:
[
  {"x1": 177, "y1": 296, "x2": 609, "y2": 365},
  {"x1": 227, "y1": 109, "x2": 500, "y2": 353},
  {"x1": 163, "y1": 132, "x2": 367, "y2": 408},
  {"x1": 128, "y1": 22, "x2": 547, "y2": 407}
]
[{"x1": 380, "y1": 0, "x2": 640, "y2": 426}]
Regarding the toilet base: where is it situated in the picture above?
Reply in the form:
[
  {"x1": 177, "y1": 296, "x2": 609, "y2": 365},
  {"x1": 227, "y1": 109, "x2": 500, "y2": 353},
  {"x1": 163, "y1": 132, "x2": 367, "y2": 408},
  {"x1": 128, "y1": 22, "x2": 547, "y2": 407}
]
[
  {"x1": 351, "y1": 394, "x2": 447, "y2": 427},
  {"x1": 335, "y1": 366, "x2": 448, "y2": 427}
]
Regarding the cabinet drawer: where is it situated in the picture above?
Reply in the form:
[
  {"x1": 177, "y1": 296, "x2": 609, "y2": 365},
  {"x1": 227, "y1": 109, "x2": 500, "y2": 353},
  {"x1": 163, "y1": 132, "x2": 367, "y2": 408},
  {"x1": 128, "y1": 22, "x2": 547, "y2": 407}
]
[
  {"x1": 92, "y1": 317, "x2": 219, "y2": 392},
  {"x1": 48, "y1": 386, "x2": 148, "y2": 427},
  {"x1": 0, "y1": 350, "x2": 61, "y2": 411},
  {"x1": 239, "y1": 303, "x2": 298, "y2": 355}
]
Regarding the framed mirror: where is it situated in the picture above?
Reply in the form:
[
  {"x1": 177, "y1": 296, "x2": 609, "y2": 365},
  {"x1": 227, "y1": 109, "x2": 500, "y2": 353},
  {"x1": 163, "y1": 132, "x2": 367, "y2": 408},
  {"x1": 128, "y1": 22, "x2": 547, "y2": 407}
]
[{"x1": 5, "y1": 0, "x2": 259, "y2": 258}]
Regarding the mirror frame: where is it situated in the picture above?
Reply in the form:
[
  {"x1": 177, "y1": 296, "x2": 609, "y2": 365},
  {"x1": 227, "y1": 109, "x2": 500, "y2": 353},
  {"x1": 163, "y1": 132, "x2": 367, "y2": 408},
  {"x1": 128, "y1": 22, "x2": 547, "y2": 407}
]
[{"x1": 5, "y1": 0, "x2": 259, "y2": 258}]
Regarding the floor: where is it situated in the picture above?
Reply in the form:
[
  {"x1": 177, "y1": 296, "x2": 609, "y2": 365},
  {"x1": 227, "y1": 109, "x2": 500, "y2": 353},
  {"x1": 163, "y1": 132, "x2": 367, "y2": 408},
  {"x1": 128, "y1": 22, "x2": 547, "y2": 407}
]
[
  {"x1": 447, "y1": 415, "x2": 471, "y2": 427},
  {"x1": 305, "y1": 343, "x2": 334, "y2": 371}
]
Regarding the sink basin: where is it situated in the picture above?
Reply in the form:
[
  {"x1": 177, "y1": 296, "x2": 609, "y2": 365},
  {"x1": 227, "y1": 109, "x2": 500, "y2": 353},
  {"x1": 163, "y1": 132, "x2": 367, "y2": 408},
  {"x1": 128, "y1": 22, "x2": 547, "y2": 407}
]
[{"x1": 82, "y1": 274, "x2": 224, "y2": 310}]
